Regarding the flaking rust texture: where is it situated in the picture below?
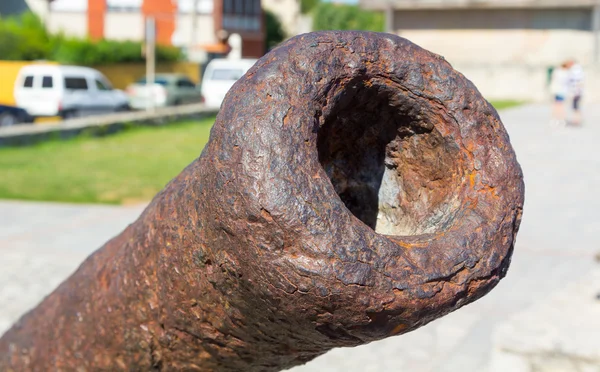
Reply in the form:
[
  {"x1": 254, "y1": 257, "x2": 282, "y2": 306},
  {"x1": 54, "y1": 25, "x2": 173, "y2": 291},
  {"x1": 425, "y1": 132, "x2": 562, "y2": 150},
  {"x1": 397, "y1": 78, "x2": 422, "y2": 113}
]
[{"x1": 0, "y1": 31, "x2": 524, "y2": 371}]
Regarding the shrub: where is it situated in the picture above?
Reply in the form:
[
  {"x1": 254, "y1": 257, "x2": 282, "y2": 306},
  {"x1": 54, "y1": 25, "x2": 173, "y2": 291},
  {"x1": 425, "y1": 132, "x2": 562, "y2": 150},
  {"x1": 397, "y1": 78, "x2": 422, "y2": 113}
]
[
  {"x1": 301, "y1": 0, "x2": 320, "y2": 14},
  {"x1": 52, "y1": 38, "x2": 182, "y2": 65},
  {"x1": 265, "y1": 9, "x2": 286, "y2": 51},
  {"x1": 312, "y1": 3, "x2": 384, "y2": 32},
  {"x1": 0, "y1": 12, "x2": 183, "y2": 64},
  {"x1": 0, "y1": 12, "x2": 51, "y2": 61}
]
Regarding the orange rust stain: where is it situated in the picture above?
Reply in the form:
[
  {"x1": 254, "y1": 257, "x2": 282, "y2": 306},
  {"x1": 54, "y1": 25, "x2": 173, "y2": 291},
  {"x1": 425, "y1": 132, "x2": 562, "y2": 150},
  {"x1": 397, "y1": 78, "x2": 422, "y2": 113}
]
[
  {"x1": 261, "y1": 208, "x2": 274, "y2": 222},
  {"x1": 478, "y1": 185, "x2": 499, "y2": 199},
  {"x1": 390, "y1": 323, "x2": 407, "y2": 335}
]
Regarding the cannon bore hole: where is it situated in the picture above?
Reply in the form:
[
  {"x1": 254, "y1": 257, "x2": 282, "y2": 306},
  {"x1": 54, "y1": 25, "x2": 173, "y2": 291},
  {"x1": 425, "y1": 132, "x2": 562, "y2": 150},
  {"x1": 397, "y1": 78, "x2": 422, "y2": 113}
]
[{"x1": 317, "y1": 78, "x2": 462, "y2": 236}]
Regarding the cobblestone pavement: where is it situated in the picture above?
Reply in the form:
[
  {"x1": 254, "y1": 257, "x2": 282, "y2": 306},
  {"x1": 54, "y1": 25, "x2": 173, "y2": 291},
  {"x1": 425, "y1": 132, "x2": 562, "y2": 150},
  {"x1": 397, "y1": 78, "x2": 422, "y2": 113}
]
[{"x1": 1, "y1": 104, "x2": 598, "y2": 371}]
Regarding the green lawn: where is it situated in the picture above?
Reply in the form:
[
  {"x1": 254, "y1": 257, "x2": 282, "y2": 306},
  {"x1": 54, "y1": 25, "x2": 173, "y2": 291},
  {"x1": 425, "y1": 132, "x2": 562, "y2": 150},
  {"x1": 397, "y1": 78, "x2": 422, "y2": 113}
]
[
  {"x1": 0, "y1": 100, "x2": 525, "y2": 205},
  {"x1": 490, "y1": 100, "x2": 525, "y2": 111},
  {"x1": 0, "y1": 118, "x2": 215, "y2": 204}
]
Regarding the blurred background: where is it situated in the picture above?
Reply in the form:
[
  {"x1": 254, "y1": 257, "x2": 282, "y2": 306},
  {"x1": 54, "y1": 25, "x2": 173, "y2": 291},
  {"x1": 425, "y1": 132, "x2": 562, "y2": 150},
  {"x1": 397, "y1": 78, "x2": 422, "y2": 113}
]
[{"x1": 0, "y1": 1, "x2": 599, "y2": 372}]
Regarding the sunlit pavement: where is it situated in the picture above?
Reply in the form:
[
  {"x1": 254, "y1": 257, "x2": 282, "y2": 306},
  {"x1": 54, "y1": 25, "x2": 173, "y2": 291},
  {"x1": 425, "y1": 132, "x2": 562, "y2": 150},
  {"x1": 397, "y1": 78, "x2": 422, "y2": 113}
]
[
  {"x1": 0, "y1": 201, "x2": 146, "y2": 333},
  {"x1": 1, "y1": 104, "x2": 599, "y2": 371}
]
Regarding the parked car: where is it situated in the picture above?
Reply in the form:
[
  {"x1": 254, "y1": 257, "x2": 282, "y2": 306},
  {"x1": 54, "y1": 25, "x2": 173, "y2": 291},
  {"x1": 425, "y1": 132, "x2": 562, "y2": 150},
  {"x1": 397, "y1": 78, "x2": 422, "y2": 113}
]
[
  {"x1": 200, "y1": 59, "x2": 257, "y2": 109},
  {"x1": 14, "y1": 64, "x2": 130, "y2": 119},
  {"x1": 0, "y1": 104, "x2": 34, "y2": 127},
  {"x1": 126, "y1": 74, "x2": 203, "y2": 110}
]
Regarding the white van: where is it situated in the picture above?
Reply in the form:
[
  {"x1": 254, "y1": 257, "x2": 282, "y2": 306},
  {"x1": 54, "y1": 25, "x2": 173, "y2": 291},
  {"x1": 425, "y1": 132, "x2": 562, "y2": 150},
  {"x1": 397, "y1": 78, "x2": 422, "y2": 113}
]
[
  {"x1": 14, "y1": 64, "x2": 129, "y2": 119},
  {"x1": 200, "y1": 59, "x2": 257, "y2": 109}
]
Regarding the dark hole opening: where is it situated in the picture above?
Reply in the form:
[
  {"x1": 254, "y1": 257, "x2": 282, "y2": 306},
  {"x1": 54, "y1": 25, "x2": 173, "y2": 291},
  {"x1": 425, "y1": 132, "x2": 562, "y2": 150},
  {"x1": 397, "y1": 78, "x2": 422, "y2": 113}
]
[{"x1": 317, "y1": 78, "x2": 461, "y2": 236}]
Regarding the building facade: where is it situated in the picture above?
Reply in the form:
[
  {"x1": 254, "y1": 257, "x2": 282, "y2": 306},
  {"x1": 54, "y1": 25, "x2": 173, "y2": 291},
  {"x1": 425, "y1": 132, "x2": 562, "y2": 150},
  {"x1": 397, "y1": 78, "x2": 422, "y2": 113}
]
[
  {"x1": 24, "y1": 0, "x2": 265, "y2": 59},
  {"x1": 361, "y1": 0, "x2": 600, "y2": 102}
]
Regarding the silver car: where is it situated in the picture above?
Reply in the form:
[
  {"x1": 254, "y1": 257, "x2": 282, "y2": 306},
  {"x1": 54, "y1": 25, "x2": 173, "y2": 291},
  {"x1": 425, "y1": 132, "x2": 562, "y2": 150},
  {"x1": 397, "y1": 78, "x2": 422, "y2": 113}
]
[{"x1": 126, "y1": 74, "x2": 203, "y2": 110}]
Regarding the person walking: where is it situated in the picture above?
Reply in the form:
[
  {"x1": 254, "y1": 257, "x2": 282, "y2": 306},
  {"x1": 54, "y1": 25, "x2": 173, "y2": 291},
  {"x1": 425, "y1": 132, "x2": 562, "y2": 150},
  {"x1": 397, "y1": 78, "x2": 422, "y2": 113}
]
[
  {"x1": 549, "y1": 61, "x2": 571, "y2": 126},
  {"x1": 568, "y1": 60, "x2": 584, "y2": 127}
]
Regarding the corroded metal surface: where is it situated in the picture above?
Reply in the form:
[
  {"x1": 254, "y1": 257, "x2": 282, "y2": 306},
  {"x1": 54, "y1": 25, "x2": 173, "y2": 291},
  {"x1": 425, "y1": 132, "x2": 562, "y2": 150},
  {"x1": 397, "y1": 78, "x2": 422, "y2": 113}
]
[{"x1": 0, "y1": 31, "x2": 524, "y2": 371}]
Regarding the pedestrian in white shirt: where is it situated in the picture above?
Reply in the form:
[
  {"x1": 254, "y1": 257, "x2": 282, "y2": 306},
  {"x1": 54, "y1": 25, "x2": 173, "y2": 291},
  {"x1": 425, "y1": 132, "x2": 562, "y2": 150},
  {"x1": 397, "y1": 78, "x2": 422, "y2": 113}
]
[{"x1": 549, "y1": 61, "x2": 571, "y2": 126}]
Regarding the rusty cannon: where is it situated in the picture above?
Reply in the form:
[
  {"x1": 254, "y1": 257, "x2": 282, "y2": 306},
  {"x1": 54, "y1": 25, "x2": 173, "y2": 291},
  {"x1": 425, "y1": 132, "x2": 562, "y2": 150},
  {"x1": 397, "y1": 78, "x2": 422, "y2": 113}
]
[{"x1": 0, "y1": 31, "x2": 524, "y2": 371}]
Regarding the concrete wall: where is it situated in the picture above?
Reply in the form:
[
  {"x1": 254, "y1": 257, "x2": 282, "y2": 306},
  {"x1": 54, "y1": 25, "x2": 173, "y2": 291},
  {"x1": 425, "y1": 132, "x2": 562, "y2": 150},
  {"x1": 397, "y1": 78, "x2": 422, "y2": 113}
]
[
  {"x1": 389, "y1": 8, "x2": 600, "y2": 102},
  {"x1": 398, "y1": 29, "x2": 595, "y2": 66},
  {"x1": 104, "y1": 12, "x2": 145, "y2": 41},
  {"x1": 362, "y1": 0, "x2": 598, "y2": 10},
  {"x1": 24, "y1": 0, "x2": 48, "y2": 17},
  {"x1": 46, "y1": 11, "x2": 88, "y2": 38},
  {"x1": 393, "y1": 8, "x2": 592, "y2": 31},
  {"x1": 451, "y1": 64, "x2": 549, "y2": 102},
  {"x1": 392, "y1": 9, "x2": 594, "y2": 65},
  {"x1": 172, "y1": 14, "x2": 215, "y2": 47},
  {"x1": 446, "y1": 63, "x2": 600, "y2": 103}
]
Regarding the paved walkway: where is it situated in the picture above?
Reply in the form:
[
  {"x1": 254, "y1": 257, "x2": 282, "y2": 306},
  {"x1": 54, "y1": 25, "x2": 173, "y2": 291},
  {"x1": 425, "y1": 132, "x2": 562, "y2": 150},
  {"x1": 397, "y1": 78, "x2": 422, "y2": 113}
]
[
  {"x1": 0, "y1": 201, "x2": 146, "y2": 333},
  {"x1": 289, "y1": 104, "x2": 600, "y2": 372},
  {"x1": 0, "y1": 104, "x2": 598, "y2": 371}
]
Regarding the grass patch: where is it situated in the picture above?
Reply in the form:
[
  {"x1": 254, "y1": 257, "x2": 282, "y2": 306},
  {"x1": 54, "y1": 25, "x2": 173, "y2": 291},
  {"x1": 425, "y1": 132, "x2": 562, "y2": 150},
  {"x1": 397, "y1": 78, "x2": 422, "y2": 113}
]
[
  {"x1": 0, "y1": 100, "x2": 525, "y2": 205},
  {"x1": 489, "y1": 100, "x2": 525, "y2": 111},
  {"x1": 0, "y1": 117, "x2": 215, "y2": 204}
]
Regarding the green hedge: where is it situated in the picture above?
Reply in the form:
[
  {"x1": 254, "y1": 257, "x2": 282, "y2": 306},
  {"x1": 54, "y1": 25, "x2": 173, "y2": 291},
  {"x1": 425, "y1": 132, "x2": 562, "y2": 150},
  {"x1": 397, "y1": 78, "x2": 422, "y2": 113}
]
[
  {"x1": 0, "y1": 12, "x2": 51, "y2": 60},
  {"x1": 312, "y1": 3, "x2": 384, "y2": 32},
  {"x1": 0, "y1": 12, "x2": 182, "y2": 64},
  {"x1": 51, "y1": 37, "x2": 182, "y2": 65},
  {"x1": 265, "y1": 9, "x2": 286, "y2": 51}
]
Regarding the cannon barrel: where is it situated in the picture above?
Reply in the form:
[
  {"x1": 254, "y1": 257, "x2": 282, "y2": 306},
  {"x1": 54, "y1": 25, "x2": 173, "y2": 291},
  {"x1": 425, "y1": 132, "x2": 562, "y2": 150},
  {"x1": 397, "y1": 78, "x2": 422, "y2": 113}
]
[{"x1": 0, "y1": 31, "x2": 524, "y2": 371}]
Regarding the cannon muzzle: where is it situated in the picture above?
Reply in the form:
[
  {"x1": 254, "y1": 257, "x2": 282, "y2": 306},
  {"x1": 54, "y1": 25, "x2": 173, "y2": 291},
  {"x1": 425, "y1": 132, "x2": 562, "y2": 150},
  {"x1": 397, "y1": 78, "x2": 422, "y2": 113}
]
[{"x1": 0, "y1": 31, "x2": 524, "y2": 372}]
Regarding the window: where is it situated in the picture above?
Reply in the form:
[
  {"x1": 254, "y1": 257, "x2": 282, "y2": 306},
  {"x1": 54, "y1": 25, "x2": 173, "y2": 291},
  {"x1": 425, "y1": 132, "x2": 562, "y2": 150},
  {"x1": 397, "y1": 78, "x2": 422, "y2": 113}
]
[
  {"x1": 95, "y1": 79, "x2": 110, "y2": 91},
  {"x1": 106, "y1": 0, "x2": 141, "y2": 11},
  {"x1": 235, "y1": 0, "x2": 243, "y2": 14},
  {"x1": 254, "y1": 0, "x2": 261, "y2": 15},
  {"x1": 177, "y1": 78, "x2": 196, "y2": 88},
  {"x1": 211, "y1": 68, "x2": 244, "y2": 81},
  {"x1": 42, "y1": 76, "x2": 53, "y2": 88},
  {"x1": 23, "y1": 76, "x2": 34, "y2": 88},
  {"x1": 64, "y1": 77, "x2": 89, "y2": 90},
  {"x1": 224, "y1": 0, "x2": 233, "y2": 13}
]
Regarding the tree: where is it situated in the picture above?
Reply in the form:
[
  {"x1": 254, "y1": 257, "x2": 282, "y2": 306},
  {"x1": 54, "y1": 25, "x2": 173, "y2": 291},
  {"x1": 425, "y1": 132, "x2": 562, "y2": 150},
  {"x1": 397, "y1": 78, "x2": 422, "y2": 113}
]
[
  {"x1": 265, "y1": 9, "x2": 286, "y2": 51},
  {"x1": 312, "y1": 3, "x2": 384, "y2": 32},
  {"x1": 0, "y1": 12, "x2": 50, "y2": 61},
  {"x1": 301, "y1": 0, "x2": 320, "y2": 14}
]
